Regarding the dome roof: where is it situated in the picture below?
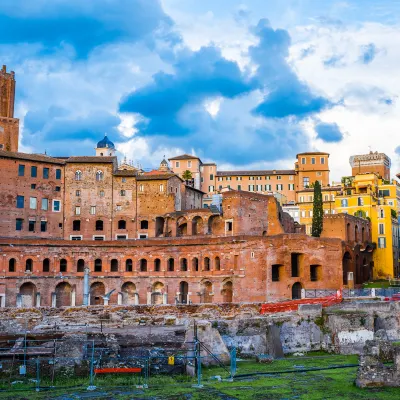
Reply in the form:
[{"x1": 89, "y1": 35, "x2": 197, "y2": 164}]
[{"x1": 97, "y1": 134, "x2": 115, "y2": 149}]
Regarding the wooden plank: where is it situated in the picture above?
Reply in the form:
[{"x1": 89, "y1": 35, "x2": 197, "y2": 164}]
[{"x1": 94, "y1": 367, "x2": 142, "y2": 374}]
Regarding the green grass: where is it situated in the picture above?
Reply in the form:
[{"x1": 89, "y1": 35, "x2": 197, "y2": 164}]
[
  {"x1": 362, "y1": 280, "x2": 391, "y2": 288},
  {"x1": 0, "y1": 354, "x2": 398, "y2": 399}
]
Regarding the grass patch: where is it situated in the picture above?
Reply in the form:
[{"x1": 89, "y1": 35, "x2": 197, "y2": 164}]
[{"x1": 362, "y1": 280, "x2": 390, "y2": 288}]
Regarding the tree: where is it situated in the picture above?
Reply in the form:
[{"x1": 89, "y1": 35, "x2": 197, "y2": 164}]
[
  {"x1": 311, "y1": 180, "x2": 323, "y2": 237},
  {"x1": 182, "y1": 170, "x2": 192, "y2": 182}
]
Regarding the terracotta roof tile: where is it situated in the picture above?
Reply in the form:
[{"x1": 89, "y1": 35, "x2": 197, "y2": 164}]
[
  {"x1": 66, "y1": 156, "x2": 117, "y2": 163},
  {"x1": 217, "y1": 169, "x2": 295, "y2": 177},
  {"x1": 168, "y1": 154, "x2": 201, "y2": 161},
  {"x1": 0, "y1": 150, "x2": 66, "y2": 164}
]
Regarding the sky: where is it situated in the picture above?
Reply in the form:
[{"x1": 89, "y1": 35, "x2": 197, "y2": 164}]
[{"x1": 1, "y1": 0, "x2": 400, "y2": 181}]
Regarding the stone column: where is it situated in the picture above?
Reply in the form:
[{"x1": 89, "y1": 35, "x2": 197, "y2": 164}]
[
  {"x1": 147, "y1": 291, "x2": 152, "y2": 305},
  {"x1": 71, "y1": 289, "x2": 76, "y2": 307},
  {"x1": 0, "y1": 295, "x2": 4, "y2": 308},
  {"x1": 83, "y1": 267, "x2": 90, "y2": 306},
  {"x1": 301, "y1": 288, "x2": 305, "y2": 299},
  {"x1": 163, "y1": 293, "x2": 168, "y2": 304},
  {"x1": 117, "y1": 292, "x2": 122, "y2": 305},
  {"x1": 134, "y1": 292, "x2": 139, "y2": 305},
  {"x1": 51, "y1": 292, "x2": 56, "y2": 308},
  {"x1": 187, "y1": 291, "x2": 191, "y2": 305},
  {"x1": 104, "y1": 297, "x2": 109, "y2": 306}
]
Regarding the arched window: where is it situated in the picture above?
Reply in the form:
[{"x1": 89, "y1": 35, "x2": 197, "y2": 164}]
[
  {"x1": 75, "y1": 170, "x2": 82, "y2": 181},
  {"x1": 77, "y1": 259, "x2": 85, "y2": 272},
  {"x1": 110, "y1": 259, "x2": 118, "y2": 272},
  {"x1": 94, "y1": 259, "x2": 102, "y2": 272},
  {"x1": 43, "y1": 258, "x2": 50, "y2": 272},
  {"x1": 168, "y1": 258, "x2": 174, "y2": 271},
  {"x1": 60, "y1": 258, "x2": 67, "y2": 272},
  {"x1": 204, "y1": 257, "x2": 210, "y2": 271},
  {"x1": 215, "y1": 256, "x2": 220, "y2": 271},
  {"x1": 73, "y1": 220, "x2": 81, "y2": 231},
  {"x1": 125, "y1": 259, "x2": 133, "y2": 272},
  {"x1": 8, "y1": 258, "x2": 16, "y2": 272},
  {"x1": 154, "y1": 258, "x2": 161, "y2": 272},
  {"x1": 140, "y1": 220, "x2": 149, "y2": 229},
  {"x1": 118, "y1": 220, "x2": 126, "y2": 230},
  {"x1": 26, "y1": 259, "x2": 33, "y2": 272},
  {"x1": 192, "y1": 257, "x2": 199, "y2": 272},
  {"x1": 96, "y1": 171, "x2": 104, "y2": 181},
  {"x1": 95, "y1": 220, "x2": 103, "y2": 231},
  {"x1": 140, "y1": 259, "x2": 147, "y2": 272},
  {"x1": 180, "y1": 258, "x2": 188, "y2": 271}
]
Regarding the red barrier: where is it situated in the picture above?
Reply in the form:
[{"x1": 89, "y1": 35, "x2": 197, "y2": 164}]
[
  {"x1": 94, "y1": 367, "x2": 142, "y2": 374},
  {"x1": 260, "y1": 293, "x2": 342, "y2": 314}
]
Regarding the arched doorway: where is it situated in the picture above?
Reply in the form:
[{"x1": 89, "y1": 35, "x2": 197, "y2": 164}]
[
  {"x1": 342, "y1": 252, "x2": 352, "y2": 285},
  {"x1": 292, "y1": 282, "x2": 302, "y2": 300},
  {"x1": 221, "y1": 281, "x2": 233, "y2": 303},
  {"x1": 55, "y1": 282, "x2": 72, "y2": 307},
  {"x1": 19, "y1": 282, "x2": 37, "y2": 307},
  {"x1": 179, "y1": 281, "x2": 189, "y2": 304},
  {"x1": 90, "y1": 282, "x2": 105, "y2": 305},
  {"x1": 121, "y1": 282, "x2": 137, "y2": 305},
  {"x1": 177, "y1": 218, "x2": 188, "y2": 236},
  {"x1": 201, "y1": 281, "x2": 213, "y2": 303},
  {"x1": 151, "y1": 282, "x2": 164, "y2": 305},
  {"x1": 155, "y1": 217, "x2": 165, "y2": 237},
  {"x1": 192, "y1": 216, "x2": 203, "y2": 235}
]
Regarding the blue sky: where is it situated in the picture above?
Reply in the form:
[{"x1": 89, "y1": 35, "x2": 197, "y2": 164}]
[{"x1": 1, "y1": 0, "x2": 400, "y2": 179}]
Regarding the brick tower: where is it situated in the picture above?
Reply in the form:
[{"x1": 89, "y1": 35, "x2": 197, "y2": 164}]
[{"x1": 0, "y1": 65, "x2": 19, "y2": 152}]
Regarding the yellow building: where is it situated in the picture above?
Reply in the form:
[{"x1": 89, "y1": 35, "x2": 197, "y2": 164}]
[{"x1": 335, "y1": 173, "x2": 400, "y2": 279}]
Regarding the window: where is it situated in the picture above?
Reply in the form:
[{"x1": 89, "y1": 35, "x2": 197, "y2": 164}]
[
  {"x1": 276, "y1": 184, "x2": 283, "y2": 191},
  {"x1": 226, "y1": 220, "x2": 233, "y2": 232},
  {"x1": 215, "y1": 257, "x2": 220, "y2": 271},
  {"x1": 288, "y1": 184, "x2": 294, "y2": 190},
  {"x1": 118, "y1": 220, "x2": 126, "y2": 229},
  {"x1": 53, "y1": 200, "x2": 61, "y2": 212},
  {"x1": 31, "y1": 184, "x2": 36, "y2": 189},
  {"x1": 341, "y1": 199, "x2": 348, "y2": 207},
  {"x1": 291, "y1": 253, "x2": 301, "y2": 277},
  {"x1": 111, "y1": 259, "x2": 118, "y2": 272},
  {"x1": 73, "y1": 220, "x2": 81, "y2": 231},
  {"x1": 218, "y1": 177, "x2": 223, "y2": 181},
  {"x1": 311, "y1": 157, "x2": 315, "y2": 164},
  {"x1": 116, "y1": 205, "x2": 121, "y2": 211},
  {"x1": 77, "y1": 259, "x2": 85, "y2": 272},
  {"x1": 100, "y1": 190, "x2": 104, "y2": 197},
  {"x1": 126, "y1": 259, "x2": 133, "y2": 272},
  {"x1": 321, "y1": 157, "x2": 325, "y2": 164},
  {"x1": 378, "y1": 189, "x2": 390, "y2": 197},
  {"x1": 159, "y1": 184, "x2": 164, "y2": 192},
  {"x1": 168, "y1": 258, "x2": 174, "y2": 271},
  {"x1": 16, "y1": 195, "x2": 24, "y2": 208},
  {"x1": 75, "y1": 170, "x2": 82, "y2": 181},
  {"x1": 310, "y1": 265, "x2": 319, "y2": 281},
  {"x1": 180, "y1": 258, "x2": 188, "y2": 271},
  {"x1": 256, "y1": 184, "x2": 262, "y2": 191},
  {"x1": 96, "y1": 171, "x2": 104, "y2": 181},
  {"x1": 237, "y1": 185, "x2": 241, "y2": 190},
  {"x1": 18, "y1": 164, "x2": 25, "y2": 176},
  {"x1": 95, "y1": 220, "x2": 103, "y2": 231},
  {"x1": 204, "y1": 257, "x2": 210, "y2": 271},
  {"x1": 56, "y1": 169, "x2": 61, "y2": 179},
  {"x1": 303, "y1": 177, "x2": 309, "y2": 188},
  {"x1": 60, "y1": 259, "x2": 67, "y2": 272},
  {"x1": 379, "y1": 223, "x2": 385, "y2": 235},
  {"x1": 309, "y1": 210, "x2": 313, "y2": 217},
  {"x1": 210, "y1": 174, "x2": 214, "y2": 180},
  {"x1": 41, "y1": 198, "x2": 49, "y2": 210},
  {"x1": 192, "y1": 257, "x2": 199, "y2": 271},
  {"x1": 139, "y1": 184, "x2": 144, "y2": 192},
  {"x1": 16, "y1": 218, "x2": 23, "y2": 230},
  {"x1": 289, "y1": 176, "x2": 293, "y2": 180},
  {"x1": 120, "y1": 190, "x2": 126, "y2": 196},
  {"x1": 8, "y1": 258, "x2": 16, "y2": 272},
  {"x1": 272, "y1": 264, "x2": 281, "y2": 281},
  {"x1": 28, "y1": 220, "x2": 35, "y2": 232},
  {"x1": 25, "y1": 259, "x2": 33, "y2": 272},
  {"x1": 122, "y1": 178, "x2": 126, "y2": 183},
  {"x1": 324, "y1": 195, "x2": 329, "y2": 201},
  {"x1": 43, "y1": 168, "x2": 49, "y2": 179},
  {"x1": 70, "y1": 235, "x2": 82, "y2": 240},
  {"x1": 209, "y1": 185, "x2": 214, "y2": 192},
  {"x1": 378, "y1": 237, "x2": 386, "y2": 248},
  {"x1": 55, "y1": 186, "x2": 61, "y2": 192},
  {"x1": 93, "y1": 236, "x2": 105, "y2": 241},
  {"x1": 175, "y1": 161, "x2": 180, "y2": 168},
  {"x1": 90, "y1": 206, "x2": 96, "y2": 215},
  {"x1": 30, "y1": 197, "x2": 37, "y2": 209},
  {"x1": 358, "y1": 197, "x2": 364, "y2": 206},
  {"x1": 266, "y1": 176, "x2": 271, "y2": 180},
  {"x1": 277, "y1": 176, "x2": 282, "y2": 180},
  {"x1": 308, "y1": 195, "x2": 313, "y2": 202},
  {"x1": 379, "y1": 209, "x2": 384, "y2": 218},
  {"x1": 301, "y1": 157, "x2": 306, "y2": 164},
  {"x1": 316, "y1": 171, "x2": 322, "y2": 176},
  {"x1": 116, "y1": 234, "x2": 127, "y2": 240},
  {"x1": 140, "y1": 220, "x2": 149, "y2": 229},
  {"x1": 249, "y1": 176, "x2": 255, "y2": 180},
  {"x1": 40, "y1": 221, "x2": 47, "y2": 232},
  {"x1": 248, "y1": 185, "x2": 255, "y2": 191},
  {"x1": 301, "y1": 210, "x2": 306, "y2": 218},
  {"x1": 94, "y1": 259, "x2": 102, "y2": 272},
  {"x1": 265, "y1": 184, "x2": 272, "y2": 191},
  {"x1": 31, "y1": 166, "x2": 37, "y2": 177},
  {"x1": 139, "y1": 234, "x2": 148, "y2": 239},
  {"x1": 76, "y1": 190, "x2": 80, "y2": 197},
  {"x1": 154, "y1": 258, "x2": 161, "y2": 272},
  {"x1": 237, "y1": 176, "x2": 242, "y2": 181},
  {"x1": 188, "y1": 160, "x2": 191, "y2": 168}
]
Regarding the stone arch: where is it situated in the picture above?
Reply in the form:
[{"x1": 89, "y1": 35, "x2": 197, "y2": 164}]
[
  {"x1": 215, "y1": 256, "x2": 221, "y2": 271},
  {"x1": 118, "y1": 220, "x2": 126, "y2": 230},
  {"x1": 292, "y1": 282, "x2": 302, "y2": 300},
  {"x1": 168, "y1": 258, "x2": 174, "y2": 271},
  {"x1": 155, "y1": 217, "x2": 165, "y2": 237},
  {"x1": 43, "y1": 258, "x2": 50, "y2": 272},
  {"x1": 60, "y1": 258, "x2": 67, "y2": 272},
  {"x1": 342, "y1": 252, "x2": 352, "y2": 285},
  {"x1": 8, "y1": 258, "x2": 16, "y2": 272},
  {"x1": 77, "y1": 259, "x2": 85, "y2": 272},
  {"x1": 207, "y1": 215, "x2": 219, "y2": 234},
  {"x1": 154, "y1": 258, "x2": 161, "y2": 272},
  {"x1": 19, "y1": 282, "x2": 37, "y2": 307},
  {"x1": 151, "y1": 281, "x2": 164, "y2": 305},
  {"x1": 179, "y1": 281, "x2": 189, "y2": 304},
  {"x1": 192, "y1": 257, "x2": 199, "y2": 272},
  {"x1": 95, "y1": 220, "x2": 104, "y2": 231},
  {"x1": 192, "y1": 216, "x2": 204, "y2": 235},
  {"x1": 126, "y1": 259, "x2": 133, "y2": 272},
  {"x1": 201, "y1": 280, "x2": 213, "y2": 303},
  {"x1": 204, "y1": 257, "x2": 210, "y2": 271},
  {"x1": 94, "y1": 258, "x2": 102, "y2": 272},
  {"x1": 121, "y1": 282, "x2": 137, "y2": 305},
  {"x1": 90, "y1": 282, "x2": 105, "y2": 305},
  {"x1": 55, "y1": 282, "x2": 72, "y2": 307},
  {"x1": 180, "y1": 258, "x2": 188, "y2": 271},
  {"x1": 221, "y1": 281, "x2": 233, "y2": 303},
  {"x1": 177, "y1": 217, "x2": 188, "y2": 236},
  {"x1": 110, "y1": 259, "x2": 118, "y2": 272},
  {"x1": 140, "y1": 258, "x2": 147, "y2": 272}
]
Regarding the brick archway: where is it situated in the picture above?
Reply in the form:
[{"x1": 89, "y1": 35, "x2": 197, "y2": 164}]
[
  {"x1": 90, "y1": 282, "x2": 105, "y2": 305},
  {"x1": 55, "y1": 282, "x2": 72, "y2": 307}
]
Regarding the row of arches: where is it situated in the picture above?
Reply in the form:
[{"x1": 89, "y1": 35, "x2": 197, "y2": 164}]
[
  {"x1": 8, "y1": 256, "x2": 222, "y2": 273},
  {"x1": 17, "y1": 280, "x2": 234, "y2": 307},
  {"x1": 72, "y1": 219, "x2": 150, "y2": 232}
]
